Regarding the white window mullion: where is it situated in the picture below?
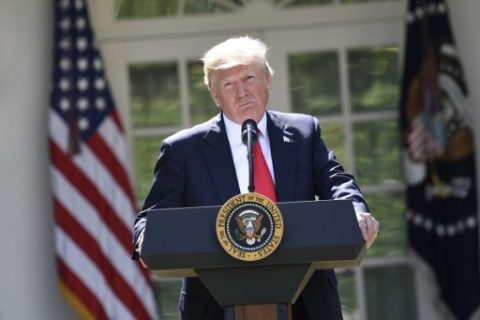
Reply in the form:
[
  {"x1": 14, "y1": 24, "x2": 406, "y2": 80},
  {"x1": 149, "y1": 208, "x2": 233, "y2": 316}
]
[
  {"x1": 339, "y1": 47, "x2": 355, "y2": 174},
  {"x1": 178, "y1": 58, "x2": 191, "y2": 127},
  {"x1": 355, "y1": 267, "x2": 368, "y2": 320},
  {"x1": 177, "y1": 0, "x2": 185, "y2": 16}
]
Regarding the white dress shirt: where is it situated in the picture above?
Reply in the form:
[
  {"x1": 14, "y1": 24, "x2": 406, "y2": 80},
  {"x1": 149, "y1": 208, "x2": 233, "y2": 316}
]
[{"x1": 223, "y1": 113, "x2": 276, "y2": 194}]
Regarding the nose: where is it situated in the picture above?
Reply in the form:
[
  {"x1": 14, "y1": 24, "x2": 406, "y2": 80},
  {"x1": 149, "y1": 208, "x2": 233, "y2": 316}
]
[{"x1": 237, "y1": 82, "x2": 247, "y2": 98}]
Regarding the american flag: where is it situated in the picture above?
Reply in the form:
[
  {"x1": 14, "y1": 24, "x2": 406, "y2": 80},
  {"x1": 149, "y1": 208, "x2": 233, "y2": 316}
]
[{"x1": 48, "y1": 0, "x2": 158, "y2": 319}]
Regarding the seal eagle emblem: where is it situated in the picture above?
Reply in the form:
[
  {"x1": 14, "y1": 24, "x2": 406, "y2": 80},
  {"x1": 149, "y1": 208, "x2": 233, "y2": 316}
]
[
  {"x1": 216, "y1": 192, "x2": 284, "y2": 261},
  {"x1": 235, "y1": 210, "x2": 267, "y2": 245}
]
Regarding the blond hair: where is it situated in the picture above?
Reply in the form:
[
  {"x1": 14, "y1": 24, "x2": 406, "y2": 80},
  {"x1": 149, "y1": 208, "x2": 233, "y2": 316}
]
[{"x1": 200, "y1": 36, "x2": 274, "y2": 88}]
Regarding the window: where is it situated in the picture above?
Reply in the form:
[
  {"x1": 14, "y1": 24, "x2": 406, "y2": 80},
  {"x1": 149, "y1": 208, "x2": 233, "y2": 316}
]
[
  {"x1": 115, "y1": 0, "x2": 399, "y2": 19},
  {"x1": 286, "y1": 44, "x2": 415, "y2": 319},
  {"x1": 116, "y1": 0, "x2": 243, "y2": 18}
]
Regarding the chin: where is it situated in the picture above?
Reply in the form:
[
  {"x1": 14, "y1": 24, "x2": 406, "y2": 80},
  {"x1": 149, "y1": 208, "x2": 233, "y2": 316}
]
[
  {"x1": 239, "y1": 115, "x2": 259, "y2": 124},
  {"x1": 242, "y1": 110, "x2": 263, "y2": 122},
  {"x1": 226, "y1": 107, "x2": 264, "y2": 124}
]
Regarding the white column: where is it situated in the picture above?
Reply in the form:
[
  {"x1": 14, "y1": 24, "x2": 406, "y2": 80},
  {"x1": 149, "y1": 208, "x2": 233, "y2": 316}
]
[
  {"x1": 0, "y1": 0, "x2": 77, "y2": 318},
  {"x1": 448, "y1": 1, "x2": 480, "y2": 197}
]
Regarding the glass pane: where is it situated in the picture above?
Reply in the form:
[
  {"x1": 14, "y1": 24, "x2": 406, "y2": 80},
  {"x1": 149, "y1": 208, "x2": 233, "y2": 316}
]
[
  {"x1": 133, "y1": 135, "x2": 168, "y2": 199},
  {"x1": 283, "y1": 0, "x2": 333, "y2": 7},
  {"x1": 153, "y1": 279, "x2": 182, "y2": 320},
  {"x1": 129, "y1": 62, "x2": 181, "y2": 128},
  {"x1": 188, "y1": 61, "x2": 219, "y2": 124},
  {"x1": 365, "y1": 265, "x2": 418, "y2": 320},
  {"x1": 116, "y1": 0, "x2": 177, "y2": 18},
  {"x1": 348, "y1": 46, "x2": 399, "y2": 112},
  {"x1": 116, "y1": 0, "x2": 242, "y2": 18},
  {"x1": 320, "y1": 122, "x2": 347, "y2": 169},
  {"x1": 342, "y1": 0, "x2": 399, "y2": 3},
  {"x1": 337, "y1": 270, "x2": 359, "y2": 318},
  {"x1": 289, "y1": 51, "x2": 340, "y2": 115},
  {"x1": 184, "y1": 0, "x2": 241, "y2": 14},
  {"x1": 353, "y1": 120, "x2": 401, "y2": 185},
  {"x1": 366, "y1": 192, "x2": 407, "y2": 257}
]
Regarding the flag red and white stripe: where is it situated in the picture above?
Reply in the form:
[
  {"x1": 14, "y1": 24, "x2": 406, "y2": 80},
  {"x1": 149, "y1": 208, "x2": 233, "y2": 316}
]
[{"x1": 49, "y1": 0, "x2": 158, "y2": 319}]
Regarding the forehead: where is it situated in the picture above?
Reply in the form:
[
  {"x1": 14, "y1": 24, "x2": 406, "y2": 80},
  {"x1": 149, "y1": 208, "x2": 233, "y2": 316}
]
[{"x1": 215, "y1": 63, "x2": 264, "y2": 80}]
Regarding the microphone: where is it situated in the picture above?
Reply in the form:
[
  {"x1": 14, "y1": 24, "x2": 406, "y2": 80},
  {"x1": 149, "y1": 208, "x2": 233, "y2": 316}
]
[
  {"x1": 241, "y1": 119, "x2": 258, "y2": 193},
  {"x1": 241, "y1": 119, "x2": 258, "y2": 145}
]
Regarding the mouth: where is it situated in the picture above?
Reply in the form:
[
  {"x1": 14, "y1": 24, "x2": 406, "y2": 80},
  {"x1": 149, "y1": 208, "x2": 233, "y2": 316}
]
[{"x1": 238, "y1": 101, "x2": 254, "y2": 108}]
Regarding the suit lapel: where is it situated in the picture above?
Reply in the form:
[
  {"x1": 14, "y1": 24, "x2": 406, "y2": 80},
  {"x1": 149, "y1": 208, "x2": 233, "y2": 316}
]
[
  {"x1": 267, "y1": 111, "x2": 296, "y2": 201},
  {"x1": 202, "y1": 113, "x2": 241, "y2": 204},
  {"x1": 202, "y1": 111, "x2": 296, "y2": 203}
]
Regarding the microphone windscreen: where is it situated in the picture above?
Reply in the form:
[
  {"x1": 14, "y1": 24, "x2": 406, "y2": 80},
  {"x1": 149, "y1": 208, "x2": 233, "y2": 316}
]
[{"x1": 241, "y1": 119, "x2": 258, "y2": 145}]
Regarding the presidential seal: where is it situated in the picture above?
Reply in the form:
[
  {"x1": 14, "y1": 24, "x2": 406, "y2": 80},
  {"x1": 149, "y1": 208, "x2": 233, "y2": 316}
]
[{"x1": 215, "y1": 193, "x2": 284, "y2": 261}]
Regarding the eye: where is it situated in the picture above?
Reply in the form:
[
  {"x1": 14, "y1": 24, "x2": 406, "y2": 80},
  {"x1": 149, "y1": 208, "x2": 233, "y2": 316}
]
[
  {"x1": 245, "y1": 75, "x2": 257, "y2": 84},
  {"x1": 223, "y1": 82, "x2": 232, "y2": 89}
]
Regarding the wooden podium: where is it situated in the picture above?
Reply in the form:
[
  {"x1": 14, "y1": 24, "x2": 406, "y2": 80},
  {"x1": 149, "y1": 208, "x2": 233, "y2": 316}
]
[{"x1": 141, "y1": 199, "x2": 366, "y2": 320}]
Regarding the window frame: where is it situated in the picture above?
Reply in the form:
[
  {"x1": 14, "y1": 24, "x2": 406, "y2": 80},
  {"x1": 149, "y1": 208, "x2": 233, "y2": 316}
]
[{"x1": 94, "y1": 0, "x2": 414, "y2": 319}]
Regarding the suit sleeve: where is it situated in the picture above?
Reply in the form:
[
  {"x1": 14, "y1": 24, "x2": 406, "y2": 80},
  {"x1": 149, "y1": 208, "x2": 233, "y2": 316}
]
[
  {"x1": 311, "y1": 117, "x2": 369, "y2": 213},
  {"x1": 132, "y1": 140, "x2": 185, "y2": 259}
]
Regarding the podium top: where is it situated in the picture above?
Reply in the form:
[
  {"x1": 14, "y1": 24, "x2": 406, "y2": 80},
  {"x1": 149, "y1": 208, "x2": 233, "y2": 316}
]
[{"x1": 141, "y1": 199, "x2": 365, "y2": 277}]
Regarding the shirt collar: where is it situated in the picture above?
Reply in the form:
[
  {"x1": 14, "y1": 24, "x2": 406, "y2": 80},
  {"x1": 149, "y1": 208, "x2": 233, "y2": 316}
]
[{"x1": 223, "y1": 112, "x2": 268, "y2": 146}]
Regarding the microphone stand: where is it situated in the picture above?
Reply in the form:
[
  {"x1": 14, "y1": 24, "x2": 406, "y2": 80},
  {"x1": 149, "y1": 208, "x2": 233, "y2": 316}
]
[
  {"x1": 242, "y1": 119, "x2": 258, "y2": 193},
  {"x1": 247, "y1": 130, "x2": 255, "y2": 193}
]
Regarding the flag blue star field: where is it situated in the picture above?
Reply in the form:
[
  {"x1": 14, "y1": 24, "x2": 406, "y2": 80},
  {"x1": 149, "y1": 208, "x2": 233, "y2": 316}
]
[
  {"x1": 400, "y1": 0, "x2": 480, "y2": 318},
  {"x1": 48, "y1": 0, "x2": 158, "y2": 318}
]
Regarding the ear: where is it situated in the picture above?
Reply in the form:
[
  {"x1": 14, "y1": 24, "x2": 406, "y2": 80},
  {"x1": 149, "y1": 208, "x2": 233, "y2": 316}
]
[{"x1": 265, "y1": 73, "x2": 272, "y2": 91}]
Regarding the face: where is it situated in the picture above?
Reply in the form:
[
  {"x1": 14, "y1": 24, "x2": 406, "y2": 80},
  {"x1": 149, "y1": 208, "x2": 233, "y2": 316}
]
[{"x1": 210, "y1": 62, "x2": 272, "y2": 124}]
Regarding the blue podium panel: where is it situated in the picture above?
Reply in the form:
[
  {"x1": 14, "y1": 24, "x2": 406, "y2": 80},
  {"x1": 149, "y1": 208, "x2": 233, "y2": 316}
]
[
  {"x1": 142, "y1": 199, "x2": 365, "y2": 275},
  {"x1": 141, "y1": 199, "x2": 366, "y2": 306}
]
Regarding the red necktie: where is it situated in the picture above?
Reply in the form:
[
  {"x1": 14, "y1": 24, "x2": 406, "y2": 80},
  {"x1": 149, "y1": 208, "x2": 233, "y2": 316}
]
[{"x1": 253, "y1": 135, "x2": 277, "y2": 202}]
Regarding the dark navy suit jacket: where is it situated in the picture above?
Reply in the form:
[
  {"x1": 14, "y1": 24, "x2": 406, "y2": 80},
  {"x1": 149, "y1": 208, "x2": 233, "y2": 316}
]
[{"x1": 133, "y1": 110, "x2": 368, "y2": 320}]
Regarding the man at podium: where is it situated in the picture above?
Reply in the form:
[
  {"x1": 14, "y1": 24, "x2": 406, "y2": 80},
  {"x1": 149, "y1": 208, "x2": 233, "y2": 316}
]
[{"x1": 133, "y1": 36, "x2": 379, "y2": 320}]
